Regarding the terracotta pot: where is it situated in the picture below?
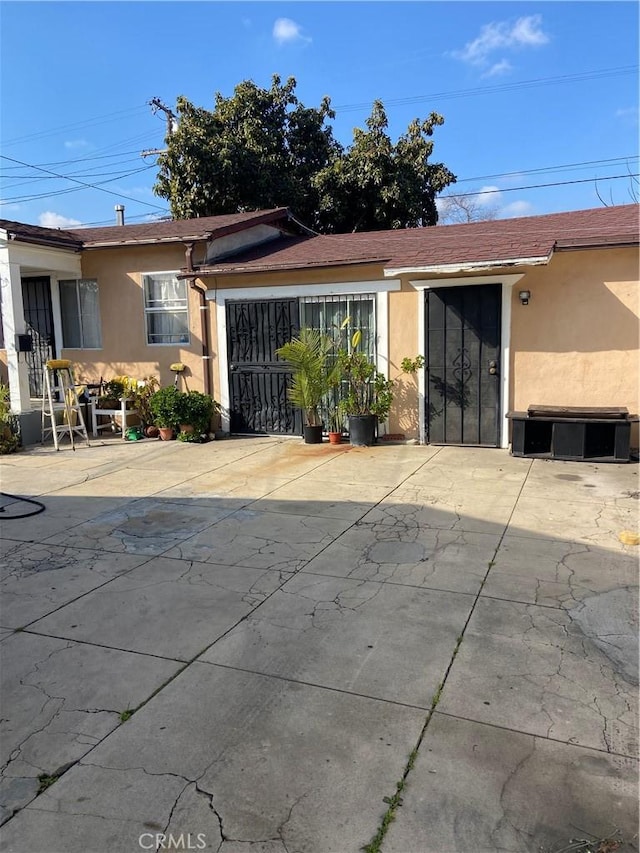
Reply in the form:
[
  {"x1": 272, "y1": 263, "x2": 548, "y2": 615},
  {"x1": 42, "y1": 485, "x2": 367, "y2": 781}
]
[
  {"x1": 179, "y1": 424, "x2": 195, "y2": 434},
  {"x1": 328, "y1": 431, "x2": 342, "y2": 445},
  {"x1": 158, "y1": 427, "x2": 174, "y2": 441},
  {"x1": 144, "y1": 425, "x2": 160, "y2": 438}
]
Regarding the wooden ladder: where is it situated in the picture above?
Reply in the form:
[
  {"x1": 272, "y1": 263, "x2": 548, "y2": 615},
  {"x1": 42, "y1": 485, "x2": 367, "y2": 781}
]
[{"x1": 41, "y1": 359, "x2": 90, "y2": 451}]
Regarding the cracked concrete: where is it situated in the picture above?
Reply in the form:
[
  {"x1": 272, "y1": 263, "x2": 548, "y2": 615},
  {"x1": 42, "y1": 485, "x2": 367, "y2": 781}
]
[{"x1": 0, "y1": 437, "x2": 638, "y2": 852}]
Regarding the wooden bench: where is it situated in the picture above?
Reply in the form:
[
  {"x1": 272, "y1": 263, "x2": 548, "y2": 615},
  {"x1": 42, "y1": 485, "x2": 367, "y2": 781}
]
[{"x1": 507, "y1": 406, "x2": 638, "y2": 463}]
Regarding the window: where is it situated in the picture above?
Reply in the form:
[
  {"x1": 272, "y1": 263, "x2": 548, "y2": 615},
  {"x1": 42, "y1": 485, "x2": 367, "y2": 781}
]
[
  {"x1": 299, "y1": 293, "x2": 377, "y2": 419},
  {"x1": 143, "y1": 273, "x2": 189, "y2": 345},
  {"x1": 59, "y1": 279, "x2": 102, "y2": 349},
  {"x1": 299, "y1": 294, "x2": 376, "y2": 360}
]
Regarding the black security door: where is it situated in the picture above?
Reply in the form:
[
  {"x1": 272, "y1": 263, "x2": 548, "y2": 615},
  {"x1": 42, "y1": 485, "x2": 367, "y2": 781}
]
[
  {"x1": 226, "y1": 299, "x2": 301, "y2": 434},
  {"x1": 21, "y1": 277, "x2": 56, "y2": 398},
  {"x1": 425, "y1": 284, "x2": 501, "y2": 446}
]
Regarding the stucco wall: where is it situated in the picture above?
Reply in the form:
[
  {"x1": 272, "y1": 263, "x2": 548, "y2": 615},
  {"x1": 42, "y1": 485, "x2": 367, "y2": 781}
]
[
  {"x1": 73, "y1": 242, "x2": 639, "y2": 446},
  {"x1": 509, "y1": 247, "x2": 639, "y2": 428},
  {"x1": 70, "y1": 244, "x2": 207, "y2": 391}
]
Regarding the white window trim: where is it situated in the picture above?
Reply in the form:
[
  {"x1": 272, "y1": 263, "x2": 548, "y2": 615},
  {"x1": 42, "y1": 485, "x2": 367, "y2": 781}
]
[
  {"x1": 410, "y1": 273, "x2": 524, "y2": 448},
  {"x1": 141, "y1": 270, "x2": 190, "y2": 347},
  {"x1": 58, "y1": 277, "x2": 103, "y2": 350},
  {"x1": 211, "y1": 280, "x2": 400, "y2": 433}
]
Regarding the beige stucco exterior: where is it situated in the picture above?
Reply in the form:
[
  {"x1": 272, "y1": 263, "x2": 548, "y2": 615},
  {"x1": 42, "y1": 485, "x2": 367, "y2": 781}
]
[
  {"x1": 64, "y1": 244, "x2": 207, "y2": 391},
  {"x1": 4, "y1": 231, "x2": 638, "y2": 449},
  {"x1": 508, "y1": 247, "x2": 638, "y2": 415}
]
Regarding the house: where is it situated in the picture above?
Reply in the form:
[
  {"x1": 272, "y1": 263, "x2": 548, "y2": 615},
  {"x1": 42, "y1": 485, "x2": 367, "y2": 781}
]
[{"x1": 1, "y1": 203, "x2": 638, "y2": 451}]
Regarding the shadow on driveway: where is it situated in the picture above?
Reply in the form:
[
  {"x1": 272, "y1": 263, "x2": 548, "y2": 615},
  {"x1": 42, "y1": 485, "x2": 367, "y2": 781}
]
[{"x1": 0, "y1": 438, "x2": 638, "y2": 853}]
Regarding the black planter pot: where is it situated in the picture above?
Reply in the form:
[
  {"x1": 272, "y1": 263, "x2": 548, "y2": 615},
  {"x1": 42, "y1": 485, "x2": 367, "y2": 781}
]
[
  {"x1": 303, "y1": 424, "x2": 323, "y2": 444},
  {"x1": 348, "y1": 415, "x2": 377, "y2": 447}
]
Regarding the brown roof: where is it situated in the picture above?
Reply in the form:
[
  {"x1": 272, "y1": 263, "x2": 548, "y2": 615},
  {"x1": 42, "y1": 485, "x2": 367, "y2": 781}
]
[
  {"x1": 69, "y1": 208, "x2": 293, "y2": 247},
  {"x1": 194, "y1": 204, "x2": 639, "y2": 275},
  {"x1": 0, "y1": 219, "x2": 83, "y2": 250}
]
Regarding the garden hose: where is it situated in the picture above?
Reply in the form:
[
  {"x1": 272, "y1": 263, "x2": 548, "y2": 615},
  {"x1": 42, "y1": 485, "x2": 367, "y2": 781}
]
[{"x1": 0, "y1": 492, "x2": 46, "y2": 519}]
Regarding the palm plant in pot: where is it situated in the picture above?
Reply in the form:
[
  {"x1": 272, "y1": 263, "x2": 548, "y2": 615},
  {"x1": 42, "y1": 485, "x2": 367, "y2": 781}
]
[
  {"x1": 149, "y1": 385, "x2": 182, "y2": 440},
  {"x1": 275, "y1": 328, "x2": 339, "y2": 444},
  {"x1": 337, "y1": 331, "x2": 394, "y2": 447}
]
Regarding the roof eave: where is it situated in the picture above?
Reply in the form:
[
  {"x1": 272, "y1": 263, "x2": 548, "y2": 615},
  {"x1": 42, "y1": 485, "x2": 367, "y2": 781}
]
[
  {"x1": 185, "y1": 256, "x2": 388, "y2": 278},
  {"x1": 383, "y1": 253, "x2": 553, "y2": 277},
  {"x1": 78, "y1": 207, "x2": 294, "y2": 249}
]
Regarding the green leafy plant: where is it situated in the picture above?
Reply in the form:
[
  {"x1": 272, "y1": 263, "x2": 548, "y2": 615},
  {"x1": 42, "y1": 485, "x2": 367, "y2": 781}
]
[
  {"x1": 328, "y1": 405, "x2": 342, "y2": 433},
  {"x1": 149, "y1": 385, "x2": 183, "y2": 429},
  {"x1": 401, "y1": 355, "x2": 425, "y2": 374},
  {"x1": 0, "y1": 383, "x2": 19, "y2": 454},
  {"x1": 175, "y1": 390, "x2": 217, "y2": 434},
  {"x1": 336, "y1": 333, "x2": 394, "y2": 420},
  {"x1": 276, "y1": 328, "x2": 340, "y2": 426},
  {"x1": 129, "y1": 375, "x2": 160, "y2": 427}
]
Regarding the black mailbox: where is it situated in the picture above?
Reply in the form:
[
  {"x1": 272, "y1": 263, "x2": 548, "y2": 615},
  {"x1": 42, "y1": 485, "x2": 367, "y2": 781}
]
[{"x1": 15, "y1": 334, "x2": 33, "y2": 352}]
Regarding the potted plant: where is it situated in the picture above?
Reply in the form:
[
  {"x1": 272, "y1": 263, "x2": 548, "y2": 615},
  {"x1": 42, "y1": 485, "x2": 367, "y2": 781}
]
[
  {"x1": 337, "y1": 331, "x2": 394, "y2": 447},
  {"x1": 97, "y1": 377, "x2": 128, "y2": 409},
  {"x1": 175, "y1": 390, "x2": 216, "y2": 441},
  {"x1": 129, "y1": 375, "x2": 160, "y2": 437},
  {"x1": 149, "y1": 385, "x2": 182, "y2": 440},
  {"x1": 327, "y1": 406, "x2": 343, "y2": 445},
  {"x1": 275, "y1": 328, "x2": 339, "y2": 444}
]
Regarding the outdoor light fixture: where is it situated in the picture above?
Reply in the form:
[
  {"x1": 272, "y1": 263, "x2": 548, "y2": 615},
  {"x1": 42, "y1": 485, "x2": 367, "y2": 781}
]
[{"x1": 519, "y1": 290, "x2": 531, "y2": 306}]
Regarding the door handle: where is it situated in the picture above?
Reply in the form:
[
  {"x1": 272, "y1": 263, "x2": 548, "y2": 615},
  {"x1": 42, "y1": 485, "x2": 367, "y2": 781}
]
[{"x1": 488, "y1": 360, "x2": 498, "y2": 375}]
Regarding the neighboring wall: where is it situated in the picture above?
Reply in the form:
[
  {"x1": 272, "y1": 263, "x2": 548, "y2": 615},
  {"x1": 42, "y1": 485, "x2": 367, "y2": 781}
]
[
  {"x1": 510, "y1": 246, "x2": 639, "y2": 445},
  {"x1": 70, "y1": 244, "x2": 207, "y2": 390}
]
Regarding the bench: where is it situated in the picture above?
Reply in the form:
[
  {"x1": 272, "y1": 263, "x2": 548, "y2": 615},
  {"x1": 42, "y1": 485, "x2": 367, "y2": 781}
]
[
  {"x1": 507, "y1": 406, "x2": 638, "y2": 463},
  {"x1": 90, "y1": 396, "x2": 139, "y2": 439}
]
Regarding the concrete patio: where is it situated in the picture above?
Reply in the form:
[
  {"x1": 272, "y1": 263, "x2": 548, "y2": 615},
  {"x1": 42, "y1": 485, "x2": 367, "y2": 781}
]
[{"x1": 0, "y1": 436, "x2": 638, "y2": 853}]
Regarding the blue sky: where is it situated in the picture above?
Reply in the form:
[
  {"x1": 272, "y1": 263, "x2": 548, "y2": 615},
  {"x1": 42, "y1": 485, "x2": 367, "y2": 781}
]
[{"x1": 1, "y1": 1, "x2": 638, "y2": 228}]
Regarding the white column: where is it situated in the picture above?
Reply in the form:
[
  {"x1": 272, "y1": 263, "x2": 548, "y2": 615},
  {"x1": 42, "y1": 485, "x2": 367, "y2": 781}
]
[{"x1": 0, "y1": 255, "x2": 32, "y2": 412}]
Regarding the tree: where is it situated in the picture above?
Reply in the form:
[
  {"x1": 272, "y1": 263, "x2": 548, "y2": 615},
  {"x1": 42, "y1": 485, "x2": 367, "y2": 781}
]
[
  {"x1": 154, "y1": 76, "x2": 341, "y2": 225},
  {"x1": 314, "y1": 101, "x2": 455, "y2": 232},
  {"x1": 438, "y1": 192, "x2": 499, "y2": 224},
  {"x1": 153, "y1": 78, "x2": 456, "y2": 233}
]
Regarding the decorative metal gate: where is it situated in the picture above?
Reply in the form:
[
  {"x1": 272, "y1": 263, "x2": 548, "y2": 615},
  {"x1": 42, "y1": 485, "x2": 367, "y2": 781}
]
[
  {"x1": 425, "y1": 284, "x2": 501, "y2": 446},
  {"x1": 226, "y1": 299, "x2": 301, "y2": 434},
  {"x1": 21, "y1": 277, "x2": 56, "y2": 398}
]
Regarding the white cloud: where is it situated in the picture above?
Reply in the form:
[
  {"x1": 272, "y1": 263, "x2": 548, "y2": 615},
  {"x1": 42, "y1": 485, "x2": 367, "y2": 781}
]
[
  {"x1": 273, "y1": 17, "x2": 311, "y2": 46},
  {"x1": 476, "y1": 186, "x2": 502, "y2": 206},
  {"x1": 615, "y1": 106, "x2": 639, "y2": 125},
  {"x1": 483, "y1": 59, "x2": 512, "y2": 78},
  {"x1": 453, "y1": 15, "x2": 549, "y2": 72},
  {"x1": 64, "y1": 139, "x2": 89, "y2": 150},
  {"x1": 38, "y1": 211, "x2": 82, "y2": 228},
  {"x1": 500, "y1": 200, "x2": 534, "y2": 218}
]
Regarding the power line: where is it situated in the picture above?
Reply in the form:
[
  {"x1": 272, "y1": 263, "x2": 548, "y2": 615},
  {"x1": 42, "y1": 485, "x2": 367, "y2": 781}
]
[
  {"x1": 455, "y1": 156, "x2": 639, "y2": 185},
  {"x1": 443, "y1": 173, "x2": 640, "y2": 200},
  {"x1": 334, "y1": 65, "x2": 638, "y2": 113},
  {"x1": 0, "y1": 155, "x2": 166, "y2": 210},
  {"x1": 1, "y1": 105, "x2": 150, "y2": 147}
]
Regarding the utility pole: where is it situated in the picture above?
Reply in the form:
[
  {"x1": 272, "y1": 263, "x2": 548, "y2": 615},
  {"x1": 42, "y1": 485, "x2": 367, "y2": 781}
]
[
  {"x1": 142, "y1": 97, "x2": 176, "y2": 159},
  {"x1": 148, "y1": 97, "x2": 177, "y2": 137}
]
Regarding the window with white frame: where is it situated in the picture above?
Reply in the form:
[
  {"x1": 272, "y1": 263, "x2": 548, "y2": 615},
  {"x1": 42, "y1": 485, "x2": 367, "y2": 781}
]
[
  {"x1": 299, "y1": 294, "x2": 376, "y2": 359},
  {"x1": 59, "y1": 279, "x2": 102, "y2": 349},
  {"x1": 143, "y1": 273, "x2": 189, "y2": 345}
]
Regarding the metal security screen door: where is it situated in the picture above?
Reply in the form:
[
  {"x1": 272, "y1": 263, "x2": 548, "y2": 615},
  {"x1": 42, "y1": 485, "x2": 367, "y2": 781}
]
[
  {"x1": 425, "y1": 284, "x2": 501, "y2": 446},
  {"x1": 226, "y1": 299, "x2": 301, "y2": 434},
  {"x1": 21, "y1": 277, "x2": 56, "y2": 398}
]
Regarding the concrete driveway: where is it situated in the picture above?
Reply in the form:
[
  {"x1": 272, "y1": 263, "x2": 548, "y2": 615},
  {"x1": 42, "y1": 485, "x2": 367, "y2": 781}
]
[{"x1": 0, "y1": 436, "x2": 638, "y2": 853}]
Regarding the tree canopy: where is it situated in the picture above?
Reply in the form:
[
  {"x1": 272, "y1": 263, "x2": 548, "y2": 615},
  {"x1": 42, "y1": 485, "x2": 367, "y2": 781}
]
[{"x1": 153, "y1": 76, "x2": 456, "y2": 233}]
